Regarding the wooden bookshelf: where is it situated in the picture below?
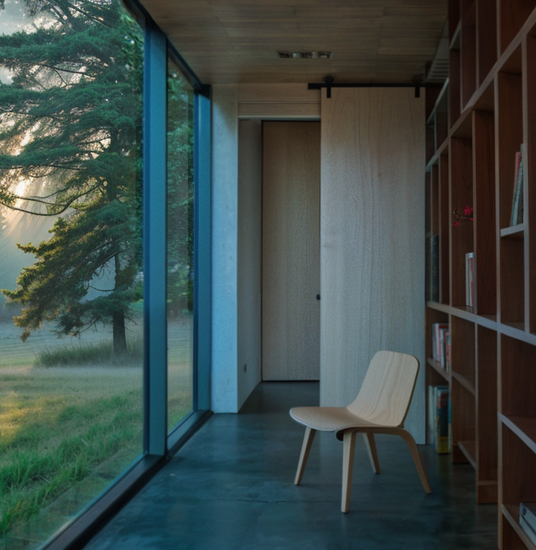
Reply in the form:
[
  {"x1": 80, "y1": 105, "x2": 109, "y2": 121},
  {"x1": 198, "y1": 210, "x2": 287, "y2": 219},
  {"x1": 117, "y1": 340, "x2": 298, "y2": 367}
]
[{"x1": 425, "y1": 1, "x2": 536, "y2": 543}]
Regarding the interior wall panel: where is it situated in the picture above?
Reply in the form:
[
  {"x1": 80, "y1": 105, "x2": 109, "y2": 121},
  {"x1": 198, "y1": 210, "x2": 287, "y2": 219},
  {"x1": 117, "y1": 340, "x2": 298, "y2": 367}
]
[{"x1": 320, "y1": 87, "x2": 425, "y2": 441}]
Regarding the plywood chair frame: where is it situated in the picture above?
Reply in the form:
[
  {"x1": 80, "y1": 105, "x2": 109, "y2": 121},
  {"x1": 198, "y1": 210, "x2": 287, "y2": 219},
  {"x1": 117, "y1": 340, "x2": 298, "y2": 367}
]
[{"x1": 290, "y1": 350, "x2": 431, "y2": 513}]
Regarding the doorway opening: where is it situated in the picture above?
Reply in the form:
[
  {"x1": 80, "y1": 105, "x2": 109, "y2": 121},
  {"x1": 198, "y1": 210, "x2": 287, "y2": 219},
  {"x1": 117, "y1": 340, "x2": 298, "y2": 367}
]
[{"x1": 261, "y1": 121, "x2": 321, "y2": 381}]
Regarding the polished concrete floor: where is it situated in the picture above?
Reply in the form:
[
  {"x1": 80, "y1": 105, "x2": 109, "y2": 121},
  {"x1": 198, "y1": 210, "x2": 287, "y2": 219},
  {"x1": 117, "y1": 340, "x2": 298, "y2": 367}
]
[{"x1": 83, "y1": 382, "x2": 498, "y2": 550}]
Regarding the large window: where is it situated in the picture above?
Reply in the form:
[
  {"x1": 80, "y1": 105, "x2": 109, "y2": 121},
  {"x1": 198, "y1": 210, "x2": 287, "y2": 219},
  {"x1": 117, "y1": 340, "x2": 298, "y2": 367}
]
[
  {"x1": 166, "y1": 59, "x2": 195, "y2": 432},
  {"x1": 0, "y1": 0, "x2": 199, "y2": 549},
  {"x1": 0, "y1": 1, "x2": 209, "y2": 546}
]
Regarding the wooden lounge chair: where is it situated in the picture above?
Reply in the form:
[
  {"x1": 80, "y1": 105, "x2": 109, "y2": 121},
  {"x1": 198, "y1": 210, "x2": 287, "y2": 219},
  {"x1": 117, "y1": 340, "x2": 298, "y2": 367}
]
[{"x1": 289, "y1": 350, "x2": 431, "y2": 513}]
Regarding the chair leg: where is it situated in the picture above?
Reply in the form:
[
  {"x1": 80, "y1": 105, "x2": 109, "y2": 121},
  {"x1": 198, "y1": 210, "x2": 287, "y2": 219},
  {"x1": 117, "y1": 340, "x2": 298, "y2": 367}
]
[
  {"x1": 398, "y1": 429, "x2": 432, "y2": 494},
  {"x1": 294, "y1": 426, "x2": 316, "y2": 485},
  {"x1": 341, "y1": 431, "x2": 357, "y2": 513},
  {"x1": 362, "y1": 432, "x2": 380, "y2": 474}
]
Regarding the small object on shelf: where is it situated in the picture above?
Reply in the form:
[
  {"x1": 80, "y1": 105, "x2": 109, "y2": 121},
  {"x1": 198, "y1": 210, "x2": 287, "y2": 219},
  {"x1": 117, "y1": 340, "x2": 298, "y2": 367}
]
[
  {"x1": 453, "y1": 205, "x2": 473, "y2": 227},
  {"x1": 510, "y1": 147, "x2": 524, "y2": 226},
  {"x1": 465, "y1": 252, "x2": 474, "y2": 308},
  {"x1": 520, "y1": 503, "x2": 536, "y2": 546}
]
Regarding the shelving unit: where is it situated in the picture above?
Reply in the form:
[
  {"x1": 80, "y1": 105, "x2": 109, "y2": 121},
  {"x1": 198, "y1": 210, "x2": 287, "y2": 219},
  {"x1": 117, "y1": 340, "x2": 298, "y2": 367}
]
[{"x1": 425, "y1": 1, "x2": 536, "y2": 547}]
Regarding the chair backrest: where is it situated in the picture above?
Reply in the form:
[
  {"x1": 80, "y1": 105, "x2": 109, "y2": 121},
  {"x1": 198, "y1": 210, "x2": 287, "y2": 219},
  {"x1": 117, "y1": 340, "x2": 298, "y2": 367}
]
[{"x1": 346, "y1": 351, "x2": 419, "y2": 427}]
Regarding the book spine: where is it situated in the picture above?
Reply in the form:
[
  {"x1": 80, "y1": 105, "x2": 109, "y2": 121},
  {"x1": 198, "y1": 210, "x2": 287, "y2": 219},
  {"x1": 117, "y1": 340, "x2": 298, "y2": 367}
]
[
  {"x1": 511, "y1": 149, "x2": 523, "y2": 226},
  {"x1": 518, "y1": 144, "x2": 525, "y2": 224},
  {"x1": 432, "y1": 323, "x2": 449, "y2": 365},
  {"x1": 445, "y1": 331, "x2": 451, "y2": 373},
  {"x1": 465, "y1": 252, "x2": 474, "y2": 307},
  {"x1": 430, "y1": 235, "x2": 439, "y2": 302}
]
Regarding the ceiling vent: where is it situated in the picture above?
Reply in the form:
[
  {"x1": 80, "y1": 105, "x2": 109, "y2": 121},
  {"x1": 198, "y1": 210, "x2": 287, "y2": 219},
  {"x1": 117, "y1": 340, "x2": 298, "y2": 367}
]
[{"x1": 278, "y1": 51, "x2": 333, "y2": 59}]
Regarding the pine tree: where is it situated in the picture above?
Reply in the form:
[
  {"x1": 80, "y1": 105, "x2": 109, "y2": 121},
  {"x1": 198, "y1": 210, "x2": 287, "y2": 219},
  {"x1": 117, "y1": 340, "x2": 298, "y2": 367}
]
[{"x1": 0, "y1": 0, "x2": 143, "y2": 354}]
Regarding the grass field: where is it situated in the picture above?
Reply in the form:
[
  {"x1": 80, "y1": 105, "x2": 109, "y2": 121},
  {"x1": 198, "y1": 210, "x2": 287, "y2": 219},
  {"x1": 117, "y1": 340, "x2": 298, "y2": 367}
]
[{"x1": 0, "y1": 315, "x2": 193, "y2": 548}]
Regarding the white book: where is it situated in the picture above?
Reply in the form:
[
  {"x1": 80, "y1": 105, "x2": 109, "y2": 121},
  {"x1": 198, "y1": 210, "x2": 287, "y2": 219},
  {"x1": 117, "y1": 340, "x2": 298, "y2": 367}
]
[{"x1": 465, "y1": 252, "x2": 474, "y2": 307}]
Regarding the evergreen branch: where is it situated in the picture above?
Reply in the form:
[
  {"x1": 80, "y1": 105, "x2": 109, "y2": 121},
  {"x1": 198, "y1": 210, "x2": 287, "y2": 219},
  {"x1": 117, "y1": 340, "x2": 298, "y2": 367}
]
[
  {"x1": 0, "y1": 108, "x2": 63, "y2": 122},
  {"x1": 7, "y1": 162, "x2": 84, "y2": 170},
  {"x1": 34, "y1": 63, "x2": 96, "y2": 77},
  {"x1": 67, "y1": 4, "x2": 113, "y2": 28},
  {"x1": 88, "y1": 285, "x2": 112, "y2": 293},
  {"x1": 0, "y1": 201, "x2": 69, "y2": 216},
  {"x1": 2, "y1": 182, "x2": 101, "y2": 215}
]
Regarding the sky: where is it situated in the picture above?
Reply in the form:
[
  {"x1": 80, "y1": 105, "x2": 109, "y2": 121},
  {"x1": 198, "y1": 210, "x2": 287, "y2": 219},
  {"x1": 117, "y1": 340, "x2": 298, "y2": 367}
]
[
  {"x1": 1, "y1": 0, "x2": 29, "y2": 83},
  {"x1": 0, "y1": 0, "x2": 25, "y2": 36}
]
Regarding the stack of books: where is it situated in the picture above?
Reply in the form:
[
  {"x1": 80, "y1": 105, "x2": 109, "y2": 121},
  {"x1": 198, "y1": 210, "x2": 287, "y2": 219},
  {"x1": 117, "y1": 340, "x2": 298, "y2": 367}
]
[
  {"x1": 432, "y1": 322, "x2": 450, "y2": 371},
  {"x1": 428, "y1": 385, "x2": 450, "y2": 454}
]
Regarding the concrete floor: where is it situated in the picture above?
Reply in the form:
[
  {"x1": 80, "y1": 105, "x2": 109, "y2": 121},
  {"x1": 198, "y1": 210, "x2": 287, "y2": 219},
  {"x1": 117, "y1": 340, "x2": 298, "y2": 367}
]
[{"x1": 83, "y1": 382, "x2": 498, "y2": 550}]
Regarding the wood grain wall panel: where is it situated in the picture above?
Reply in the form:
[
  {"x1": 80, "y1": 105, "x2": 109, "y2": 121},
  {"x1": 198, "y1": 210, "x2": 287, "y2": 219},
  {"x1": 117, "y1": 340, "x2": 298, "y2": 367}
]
[
  {"x1": 238, "y1": 103, "x2": 320, "y2": 119},
  {"x1": 320, "y1": 88, "x2": 425, "y2": 439},
  {"x1": 262, "y1": 121, "x2": 320, "y2": 381},
  {"x1": 238, "y1": 84, "x2": 320, "y2": 119},
  {"x1": 238, "y1": 84, "x2": 320, "y2": 105}
]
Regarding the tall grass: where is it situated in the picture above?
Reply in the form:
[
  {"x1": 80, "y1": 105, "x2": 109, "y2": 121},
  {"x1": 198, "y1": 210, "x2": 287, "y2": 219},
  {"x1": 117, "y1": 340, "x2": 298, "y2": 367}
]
[
  {"x1": 36, "y1": 341, "x2": 143, "y2": 367},
  {"x1": 0, "y1": 390, "x2": 143, "y2": 538},
  {"x1": 0, "y1": 318, "x2": 192, "y2": 544}
]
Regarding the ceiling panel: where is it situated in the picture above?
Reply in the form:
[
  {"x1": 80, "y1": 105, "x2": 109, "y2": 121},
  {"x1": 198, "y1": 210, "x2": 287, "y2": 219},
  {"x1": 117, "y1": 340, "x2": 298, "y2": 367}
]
[{"x1": 138, "y1": 0, "x2": 448, "y2": 85}]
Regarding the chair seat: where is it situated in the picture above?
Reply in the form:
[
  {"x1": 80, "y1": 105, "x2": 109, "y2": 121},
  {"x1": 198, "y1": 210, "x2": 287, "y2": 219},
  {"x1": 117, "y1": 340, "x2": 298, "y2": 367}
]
[{"x1": 290, "y1": 406, "x2": 384, "y2": 432}]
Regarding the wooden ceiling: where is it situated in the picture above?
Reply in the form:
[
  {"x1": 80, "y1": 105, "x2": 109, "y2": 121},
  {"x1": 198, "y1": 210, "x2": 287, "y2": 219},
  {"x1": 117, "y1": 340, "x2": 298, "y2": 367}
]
[{"x1": 138, "y1": 0, "x2": 448, "y2": 85}]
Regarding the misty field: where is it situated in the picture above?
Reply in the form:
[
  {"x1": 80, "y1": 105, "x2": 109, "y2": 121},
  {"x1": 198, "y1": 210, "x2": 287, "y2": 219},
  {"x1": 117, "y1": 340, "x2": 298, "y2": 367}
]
[{"x1": 0, "y1": 316, "x2": 193, "y2": 547}]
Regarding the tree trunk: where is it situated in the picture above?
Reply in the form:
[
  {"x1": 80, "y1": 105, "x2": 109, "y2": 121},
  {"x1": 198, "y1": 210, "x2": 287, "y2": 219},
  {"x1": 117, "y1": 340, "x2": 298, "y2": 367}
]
[
  {"x1": 112, "y1": 252, "x2": 128, "y2": 355},
  {"x1": 112, "y1": 310, "x2": 127, "y2": 355}
]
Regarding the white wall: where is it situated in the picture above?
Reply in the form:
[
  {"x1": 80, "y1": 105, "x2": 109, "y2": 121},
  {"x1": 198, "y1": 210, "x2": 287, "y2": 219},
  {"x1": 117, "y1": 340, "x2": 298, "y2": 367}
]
[
  {"x1": 211, "y1": 88, "x2": 263, "y2": 412},
  {"x1": 211, "y1": 84, "x2": 239, "y2": 412},
  {"x1": 320, "y1": 88, "x2": 426, "y2": 442}
]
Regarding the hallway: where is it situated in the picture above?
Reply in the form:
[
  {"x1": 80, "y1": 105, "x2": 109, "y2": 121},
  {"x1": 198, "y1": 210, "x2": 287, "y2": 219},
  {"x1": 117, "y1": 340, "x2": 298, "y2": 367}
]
[{"x1": 84, "y1": 382, "x2": 497, "y2": 550}]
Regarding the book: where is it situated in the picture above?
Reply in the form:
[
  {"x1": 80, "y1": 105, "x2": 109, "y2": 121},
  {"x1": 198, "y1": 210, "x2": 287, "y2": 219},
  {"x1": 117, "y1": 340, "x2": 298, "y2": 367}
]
[
  {"x1": 427, "y1": 384, "x2": 436, "y2": 444},
  {"x1": 465, "y1": 252, "x2": 474, "y2": 308},
  {"x1": 430, "y1": 235, "x2": 439, "y2": 302},
  {"x1": 510, "y1": 148, "x2": 524, "y2": 226},
  {"x1": 447, "y1": 390, "x2": 452, "y2": 453},
  {"x1": 439, "y1": 328, "x2": 449, "y2": 368},
  {"x1": 432, "y1": 322, "x2": 449, "y2": 367},
  {"x1": 434, "y1": 386, "x2": 450, "y2": 454},
  {"x1": 518, "y1": 145, "x2": 525, "y2": 224},
  {"x1": 445, "y1": 331, "x2": 451, "y2": 373},
  {"x1": 428, "y1": 385, "x2": 449, "y2": 451}
]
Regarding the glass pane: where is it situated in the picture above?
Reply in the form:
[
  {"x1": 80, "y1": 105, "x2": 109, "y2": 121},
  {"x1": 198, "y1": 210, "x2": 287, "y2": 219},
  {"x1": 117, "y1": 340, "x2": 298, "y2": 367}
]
[
  {"x1": 0, "y1": 0, "x2": 144, "y2": 547},
  {"x1": 167, "y1": 60, "x2": 194, "y2": 432}
]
